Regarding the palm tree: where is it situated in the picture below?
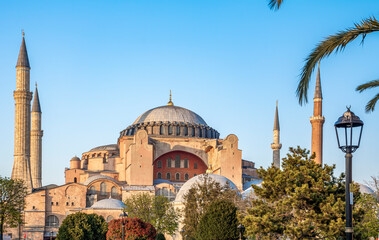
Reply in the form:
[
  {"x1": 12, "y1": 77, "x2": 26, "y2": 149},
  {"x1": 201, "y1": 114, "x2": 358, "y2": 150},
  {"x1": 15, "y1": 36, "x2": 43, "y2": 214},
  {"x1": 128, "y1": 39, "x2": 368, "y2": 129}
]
[{"x1": 268, "y1": 0, "x2": 379, "y2": 112}]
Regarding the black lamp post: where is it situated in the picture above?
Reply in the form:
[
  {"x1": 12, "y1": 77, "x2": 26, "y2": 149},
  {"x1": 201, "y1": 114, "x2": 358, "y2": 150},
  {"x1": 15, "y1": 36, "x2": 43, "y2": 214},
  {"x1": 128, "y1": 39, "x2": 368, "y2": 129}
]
[
  {"x1": 119, "y1": 211, "x2": 128, "y2": 240},
  {"x1": 334, "y1": 107, "x2": 363, "y2": 240},
  {"x1": 237, "y1": 224, "x2": 245, "y2": 240}
]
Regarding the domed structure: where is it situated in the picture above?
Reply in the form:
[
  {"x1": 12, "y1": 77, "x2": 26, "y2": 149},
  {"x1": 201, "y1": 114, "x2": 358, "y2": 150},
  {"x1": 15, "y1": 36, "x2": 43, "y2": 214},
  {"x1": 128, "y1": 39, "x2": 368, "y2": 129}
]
[
  {"x1": 120, "y1": 104, "x2": 219, "y2": 139},
  {"x1": 89, "y1": 198, "x2": 126, "y2": 209},
  {"x1": 175, "y1": 173, "x2": 238, "y2": 202}
]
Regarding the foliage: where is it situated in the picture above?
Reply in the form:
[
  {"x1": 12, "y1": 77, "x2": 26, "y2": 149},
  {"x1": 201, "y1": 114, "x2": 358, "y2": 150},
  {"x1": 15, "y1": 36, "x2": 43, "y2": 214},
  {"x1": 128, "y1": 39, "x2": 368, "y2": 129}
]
[
  {"x1": 243, "y1": 146, "x2": 368, "y2": 239},
  {"x1": 106, "y1": 217, "x2": 156, "y2": 240},
  {"x1": 155, "y1": 233, "x2": 165, "y2": 240},
  {"x1": 123, "y1": 193, "x2": 178, "y2": 235},
  {"x1": 268, "y1": 0, "x2": 379, "y2": 112},
  {"x1": 56, "y1": 212, "x2": 107, "y2": 240},
  {"x1": 354, "y1": 193, "x2": 379, "y2": 239},
  {"x1": 0, "y1": 176, "x2": 27, "y2": 240},
  {"x1": 182, "y1": 174, "x2": 240, "y2": 239},
  {"x1": 196, "y1": 199, "x2": 239, "y2": 240}
]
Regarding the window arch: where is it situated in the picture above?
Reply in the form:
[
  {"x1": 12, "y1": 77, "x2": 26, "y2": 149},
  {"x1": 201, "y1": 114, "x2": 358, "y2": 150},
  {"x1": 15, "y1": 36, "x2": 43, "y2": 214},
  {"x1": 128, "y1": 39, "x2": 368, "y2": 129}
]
[
  {"x1": 157, "y1": 160, "x2": 162, "y2": 168},
  {"x1": 160, "y1": 125, "x2": 164, "y2": 135},
  {"x1": 185, "y1": 173, "x2": 189, "y2": 180},
  {"x1": 100, "y1": 182, "x2": 107, "y2": 195},
  {"x1": 199, "y1": 129, "x2": 202, "y2": 137},
  {"x1": 168, "y1": 126, "x2": 173, "y2": 135},
  {"x1": 175, "y1": 173, "x2": 180, "y2": 180},
  {"x1": 166, "y1": 173, "x2": 171, "y2": 180},
  {"x1": 184, "y1": 158, "x2": 189, "y2": 168},
  {"x1": 46, "y1": 215, "x2": 59, "y2": 227},
  {"x1": 157, "y1": 172, "x2": 162, "y2": 179},
  {"x1": 111, "y1": 187, "x2": 117, "y2": 198},
  {"x1": 176, "y1": 126, "x2": 180, "y2": 135},
  {"x1": 175, "y1": 155, "x2": 180, "y2": 168},
  {"x1": 192, "y1": 127, "x2": 196, "y2": 137},
  {"x1": 184, "y1": 126, "x2": 188, "y2": 136},
  {"x1": 74, "y1": 177, "x2": 77, "y2": 183}
]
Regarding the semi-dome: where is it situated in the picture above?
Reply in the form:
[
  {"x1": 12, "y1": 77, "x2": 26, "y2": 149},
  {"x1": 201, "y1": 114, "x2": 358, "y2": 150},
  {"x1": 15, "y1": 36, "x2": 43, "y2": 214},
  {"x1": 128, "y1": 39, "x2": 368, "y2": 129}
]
[
  {"x1": 89, "y1": 198, "x2": 126, "y2": 209},
  {"x1": 120, "y1": 103, "x2": 219, "y2": 139},
  {"x1": 175, "y1": 173, "x2": 238, "y2": 202}
]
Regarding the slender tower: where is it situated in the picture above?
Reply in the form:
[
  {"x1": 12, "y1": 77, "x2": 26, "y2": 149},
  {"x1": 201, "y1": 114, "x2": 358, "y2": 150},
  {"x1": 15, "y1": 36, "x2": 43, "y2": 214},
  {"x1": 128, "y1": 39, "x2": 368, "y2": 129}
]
[
  {"x1": 30, "y1": 83, "x2": 43, "y2": 188},
  {"x1": 310, "y1": 62, "x2": 325, "y2": 164},
  {"x1": 271, "y1": 101, "x2": 282, "y2": 168},
  {"x1": 12, "y1": 32, "x2": 33, "y2": 192}
]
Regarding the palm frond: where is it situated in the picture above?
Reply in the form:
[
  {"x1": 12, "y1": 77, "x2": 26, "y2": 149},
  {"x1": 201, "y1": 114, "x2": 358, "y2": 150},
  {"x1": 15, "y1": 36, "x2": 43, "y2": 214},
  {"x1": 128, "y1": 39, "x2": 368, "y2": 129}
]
[
  {"x1": 297, "y1": 16, "x2": 379, "y2": 105},
  {"x1": 356, "y1": 80, "x2": 379, "y2": 93},
  {"x1": 365, "y1": 93, "x2": 379, "y2": 112},
  {"x1": 268, "y1": 0, "x2": 283, "y2": 10}
]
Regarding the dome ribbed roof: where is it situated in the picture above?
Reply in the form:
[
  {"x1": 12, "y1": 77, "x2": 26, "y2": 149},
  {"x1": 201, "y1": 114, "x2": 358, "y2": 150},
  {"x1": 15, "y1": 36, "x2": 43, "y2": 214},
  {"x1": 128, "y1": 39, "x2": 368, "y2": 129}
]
[
  {"x1": 133, "y1": 105, "x2": 207, "y2": 126},
  {"x1": 89, "y1": 198, "x2": 126, "y2": 209}
]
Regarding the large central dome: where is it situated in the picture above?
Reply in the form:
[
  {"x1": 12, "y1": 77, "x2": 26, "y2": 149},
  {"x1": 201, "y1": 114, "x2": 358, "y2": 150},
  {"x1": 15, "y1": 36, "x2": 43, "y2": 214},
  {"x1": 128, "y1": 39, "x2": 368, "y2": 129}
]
[
  {"x1": 133, "y1": 105, "x2": 207, "y2": 125},
  {"x1": 120, "y1": 102, "x2": 219, "y2": 139}
]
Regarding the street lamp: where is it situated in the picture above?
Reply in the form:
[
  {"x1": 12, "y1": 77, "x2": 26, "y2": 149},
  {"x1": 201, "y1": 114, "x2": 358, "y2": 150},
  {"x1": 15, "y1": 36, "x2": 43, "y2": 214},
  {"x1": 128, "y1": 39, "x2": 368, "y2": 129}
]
[
  {"x1": 237, "y1": 224, "x2": 245, "y2": 240},
  {"x1": 334, "y1": 107, "x2": 363, "y2": 240},
  {"x1": 119, "y1": 211, "x2": 128, "y2": 240}
]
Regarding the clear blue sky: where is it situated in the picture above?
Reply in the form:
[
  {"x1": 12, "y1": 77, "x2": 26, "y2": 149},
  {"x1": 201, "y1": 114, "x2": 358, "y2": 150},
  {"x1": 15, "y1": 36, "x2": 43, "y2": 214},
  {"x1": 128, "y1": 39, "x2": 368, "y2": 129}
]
[{"x1": 1, "y1": 0, "x2": 378, "y2": 186}]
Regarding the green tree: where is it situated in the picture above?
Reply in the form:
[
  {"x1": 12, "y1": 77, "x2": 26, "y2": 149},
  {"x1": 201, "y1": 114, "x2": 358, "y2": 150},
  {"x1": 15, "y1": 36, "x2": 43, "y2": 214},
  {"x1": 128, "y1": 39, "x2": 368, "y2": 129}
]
[
  {"x1": 56, "y1": 212, "x2": 107, "y2": 240},
  {"x1": 196, "y1": 199, "x2": 239, "y2": 240},
  {"x1": 123, "y1": 193, "x2": 178, "y2": 236},
  {"x1": 243, "y1": 146, "x2": 357, "y2": 239},
  {"x1": 0, "y1": 176, "x2": 27, "y2": 240},
  {"x1": 268, "y1": 0, "x2": 379, "y2": 112},
  {"x1": 354, "y1": 193, "x2": 379, "y2": 239},
  {"x1": 182, "y1": 174, "x2": 240, "y2": 239}
]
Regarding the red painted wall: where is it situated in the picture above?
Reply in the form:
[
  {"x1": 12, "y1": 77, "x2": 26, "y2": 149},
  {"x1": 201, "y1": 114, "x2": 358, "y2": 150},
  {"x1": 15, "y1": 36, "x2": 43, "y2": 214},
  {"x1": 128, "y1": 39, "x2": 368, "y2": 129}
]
[{"x1": 153, "y1": 151, "x2": 207, "y2": 182}]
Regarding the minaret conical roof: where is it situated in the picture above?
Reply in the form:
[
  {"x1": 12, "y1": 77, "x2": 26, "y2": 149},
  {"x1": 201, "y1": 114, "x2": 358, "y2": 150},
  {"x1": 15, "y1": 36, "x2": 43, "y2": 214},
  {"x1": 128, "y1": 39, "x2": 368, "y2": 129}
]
[
  {"x1": 32, "y1": 84, "x2": 41, "y2": 112},
  {"x1": 16, "y1": 33, "x2": 30, "y2": 68},
  {"x1": 274, "y1": 101, "x2": 280, "y2": 131},
  {"x1": 314, "y1": 62, "x2": 322, "y2": 99}
]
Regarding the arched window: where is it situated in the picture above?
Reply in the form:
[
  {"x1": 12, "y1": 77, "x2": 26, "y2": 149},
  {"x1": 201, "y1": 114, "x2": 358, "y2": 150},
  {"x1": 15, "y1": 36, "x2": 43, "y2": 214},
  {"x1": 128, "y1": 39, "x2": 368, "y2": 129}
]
[
  {"x1": 175, "y1": 155, "x2": 180, "y2": 168},
  {"x1": 162, "y1": 187, "x2": 168, "y2": 196},
  {"x1": 160, "y1": 125, "x2": 164, "y2": 135},
  {"x1": 157, "y1": 172, "x2": 162, "y2": 179},
  {"x1": 168, "y1": 126, "x2": 173, "y2": 135},
  {"x1": 176, "y1": 126, "x2": 180, "y2": 135},
  {"x1": 199, "y1": 129, "x2": 202, "y2": 137},
  {"x1": 175, "y1": 173, "x2": 180, "y2": 180},
  {"x1": 192, "y1": 127, "x2": 196, "y2": 137},
  {"x1": 166, "y1": 173, "x2": 171, "y2": 180},
  {"x1": 46, "y1": 215, "x2": 59, "y2": 227},
  {"x1": 204, "y1": 129, "x2": 208, "y2": 138},
  {"x1": 184, "y1": 159, "x2": 189, "y2": 168},
  {"x1": 100, "y1": 182, "x2": 107, "y2": 195},
  {"x1": 194, "y1": 162, "x2": 198, "y2": 169},
  {"x1": 74, "y1": 177, "x2": 77, "y2": 183},
  {"x1": 106, "y1": 215, "x2": 114, "y2": 223},
  {"x1": 89, "y1": 186, "x2": 96, "y2": 194},
  {"x1": 111, "y1": 187, "x2": 117, "y2": 198},
  {"x1": 184, "y1": 126, "x2": 188, "y2": 136},
  {"x1": 185, "y1": 173, "x2": 189, "y2": 180},
  {"x1": 157, "y1": 160, "x2": 162, "y2": 168},
  {"x1": 167, "y1": 158, "x2": 172, "y2": 168}
]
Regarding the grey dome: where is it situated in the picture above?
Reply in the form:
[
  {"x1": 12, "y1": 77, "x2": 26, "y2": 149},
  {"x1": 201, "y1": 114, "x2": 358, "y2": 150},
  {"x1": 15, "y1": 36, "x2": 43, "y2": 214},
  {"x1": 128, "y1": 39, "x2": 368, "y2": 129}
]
[
  {"x1": 89, "y1": 144, "x2": 118, "y2": 152},
  {"x1": 83, "y1": 175, "x2": 119, "y2": 186},
  {"x1": 175, "y1": 174, "x2": 238, "y2": 202},
  {"x1": 358, "y1": 183, "x2": 374, "y2": 194},
  {"x1": 243, "y1": 179, "x2": 263, "y2": 191},
  {"x1": 89, "y1": 198, "x2": 126, "y2": 209},
  {"x1": 133, "y1": 105, "x2": 207, "y2": 125},
  {"x1": 70, "y1": 156, "x2": 80, "y2": 162}
]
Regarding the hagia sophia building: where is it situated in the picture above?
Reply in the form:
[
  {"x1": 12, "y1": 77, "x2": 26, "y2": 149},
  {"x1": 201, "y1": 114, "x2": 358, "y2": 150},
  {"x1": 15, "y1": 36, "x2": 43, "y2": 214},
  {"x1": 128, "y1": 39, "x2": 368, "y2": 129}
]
[{"x1": 6, "y1": 34, "x2": 326, "y2": 240}]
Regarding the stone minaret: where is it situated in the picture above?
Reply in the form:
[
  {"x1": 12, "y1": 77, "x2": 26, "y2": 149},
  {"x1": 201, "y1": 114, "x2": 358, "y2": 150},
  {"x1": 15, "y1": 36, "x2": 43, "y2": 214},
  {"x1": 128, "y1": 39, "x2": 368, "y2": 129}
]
[
  {"x1": 271, "y1": 101, "x2": 282, "y2": 168},
  {"x1": 12, "y1": 32, "x2": 33, "y2": 192},
  {"x1": 31, "y1": 83, "x2": 43, "y2": 188},
  {"x1": 310, "y1": 62, "x2": 325, "y2": 164}
]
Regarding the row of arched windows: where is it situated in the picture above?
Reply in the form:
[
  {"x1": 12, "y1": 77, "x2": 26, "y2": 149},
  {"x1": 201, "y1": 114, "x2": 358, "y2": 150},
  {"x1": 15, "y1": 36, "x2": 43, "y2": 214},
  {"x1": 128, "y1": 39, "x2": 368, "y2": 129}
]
[
  {"x1": 46, "y1": 215, "x2": 59, "y2": 227},
  {"x1": 157, "y1": 172, "x2": 195, "y2": 181},
  {"x1": 157, "y1": 158, "x2": 190, "y2": 169},
  {"x1": 89, "y1": 183, "x2": 118, "y2": 197}
]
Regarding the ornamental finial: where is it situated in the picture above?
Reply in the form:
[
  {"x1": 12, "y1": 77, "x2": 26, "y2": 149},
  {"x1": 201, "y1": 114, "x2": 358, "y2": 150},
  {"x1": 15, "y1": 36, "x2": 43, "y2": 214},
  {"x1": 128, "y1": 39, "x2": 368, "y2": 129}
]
[
  {"x1": 167, "y1": 90, "x2": 174, "y2": 106},
  {"x1": 206, "y1": 164, "x2": 213, "y2": 174}
]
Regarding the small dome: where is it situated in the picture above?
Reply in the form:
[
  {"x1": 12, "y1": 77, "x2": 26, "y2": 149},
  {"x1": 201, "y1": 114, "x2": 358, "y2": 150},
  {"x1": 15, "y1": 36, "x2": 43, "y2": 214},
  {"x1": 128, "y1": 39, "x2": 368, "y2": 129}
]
[
  {"x1": 175, "y1": 173, "x2": 238, "y2": 202},
  {"x1": 133, "y1": 105, "x2": 207, "y2": 125},
  {"x1": 70, "y1": 156, "x2": 80, "y2": 161},
  {"x1": 243, "y1": 179, "x2": 263, "y2": 191},
  {"x1": 90, "y1": 198, "x2": 126, "y2": 209},
  {"x1": 358, "y1": 183, "x2": 374, "y2": 194}
]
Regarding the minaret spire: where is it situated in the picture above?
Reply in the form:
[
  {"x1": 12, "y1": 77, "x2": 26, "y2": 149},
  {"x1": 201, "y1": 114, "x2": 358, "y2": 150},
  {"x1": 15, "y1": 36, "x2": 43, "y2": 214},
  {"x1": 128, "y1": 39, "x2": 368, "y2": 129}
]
[
  {"x1": 12, "y1": 32, "x2": 33, "y2": 192},
  {"x1": 310, "y1": 61, "x2": 325, "y2": 164},
  {"x1": 271, "y1": 101, "x2": 282, "y2": 168},
  {"x1": 31, "y1": 83, "x2": 43, "y2": 188}
]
